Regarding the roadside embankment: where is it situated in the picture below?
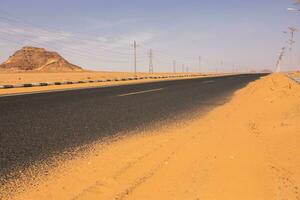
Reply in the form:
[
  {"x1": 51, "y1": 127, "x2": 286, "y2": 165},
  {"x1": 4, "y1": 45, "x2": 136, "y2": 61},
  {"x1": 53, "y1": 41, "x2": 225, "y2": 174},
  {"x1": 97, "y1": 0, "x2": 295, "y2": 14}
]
[
  {"x1": 2, "y1": 73, "x2": 300, "y2": 200},
  {"x1": 0, "y1": 72, "x2": 198, "y2": 85},
  {"x1": 0, "y1": 71, "x2": 218, "y2": 95}
]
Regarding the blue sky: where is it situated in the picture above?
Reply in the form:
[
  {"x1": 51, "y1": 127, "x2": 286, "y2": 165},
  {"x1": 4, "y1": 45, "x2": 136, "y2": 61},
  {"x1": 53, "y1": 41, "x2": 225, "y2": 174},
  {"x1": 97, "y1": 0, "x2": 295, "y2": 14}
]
[{"x1": 0, "y1": 0, "x2": 299, "y2": 72}]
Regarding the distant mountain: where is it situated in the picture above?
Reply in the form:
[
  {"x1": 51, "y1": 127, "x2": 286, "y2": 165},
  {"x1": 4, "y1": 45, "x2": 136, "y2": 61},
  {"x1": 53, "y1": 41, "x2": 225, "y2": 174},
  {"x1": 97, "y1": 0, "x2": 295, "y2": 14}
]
[{"x1": 0, "y1": 46, "x2": 83, "y2": 72}]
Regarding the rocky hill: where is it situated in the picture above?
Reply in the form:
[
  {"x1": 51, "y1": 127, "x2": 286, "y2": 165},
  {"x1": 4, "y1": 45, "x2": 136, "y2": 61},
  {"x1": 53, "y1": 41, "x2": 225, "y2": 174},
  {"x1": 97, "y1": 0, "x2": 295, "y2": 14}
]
[{"x1": 0, "y1": 46, "x2": 83, "y2": 72}]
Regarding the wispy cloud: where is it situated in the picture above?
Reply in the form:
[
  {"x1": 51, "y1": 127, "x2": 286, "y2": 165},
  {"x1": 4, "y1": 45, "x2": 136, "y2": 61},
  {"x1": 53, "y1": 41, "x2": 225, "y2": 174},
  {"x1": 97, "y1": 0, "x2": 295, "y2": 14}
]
[
  {"x1": 84, "y1": 17, "x2": 138, "y2": 29},
  {"x1": 0, "y1": 19, "x2": 161, "y2": 71},
  {"x1": 0, "y1": 21, "x2": 74, "y2": 45}
]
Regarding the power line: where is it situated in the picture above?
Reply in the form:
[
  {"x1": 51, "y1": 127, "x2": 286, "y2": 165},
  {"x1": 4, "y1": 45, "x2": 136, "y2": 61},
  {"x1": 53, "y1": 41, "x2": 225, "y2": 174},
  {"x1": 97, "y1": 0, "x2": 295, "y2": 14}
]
[
  {"x1": 0, "y1": 9, "x2": 133, "y2": 50},
  {"x1": 0, "y1": 9, "x2": 230, "y2": 73},
  {"x1": 0, "y1": 30, "x2": 135, "y2": 65},
  {"x1": 0, "y1": 25, "x2": 134, "y2": 61},
  {"x1": 0, "y1": 11, "x2": 198, "y2": 72},
  {"x1": 0, "y1": 14, "x2": 134, "y2": 57}
]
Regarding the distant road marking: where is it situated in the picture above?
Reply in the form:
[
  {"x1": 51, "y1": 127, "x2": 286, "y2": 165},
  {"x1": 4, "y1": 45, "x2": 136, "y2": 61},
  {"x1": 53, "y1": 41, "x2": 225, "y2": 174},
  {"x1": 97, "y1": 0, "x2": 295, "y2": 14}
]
[
  {"x1": 118, "y1": 88, "x2": 164, "y2": 97},
  {"x1": 202, "y1": 80, "x2": 215, "y2": 84}
]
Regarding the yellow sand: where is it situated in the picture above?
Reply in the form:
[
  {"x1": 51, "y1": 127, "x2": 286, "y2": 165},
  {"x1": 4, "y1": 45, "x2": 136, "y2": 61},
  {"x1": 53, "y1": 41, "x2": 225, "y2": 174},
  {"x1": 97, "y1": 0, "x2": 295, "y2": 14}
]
[{"x1": 4, "y1": 73, "x2": 300, "y2": 200}]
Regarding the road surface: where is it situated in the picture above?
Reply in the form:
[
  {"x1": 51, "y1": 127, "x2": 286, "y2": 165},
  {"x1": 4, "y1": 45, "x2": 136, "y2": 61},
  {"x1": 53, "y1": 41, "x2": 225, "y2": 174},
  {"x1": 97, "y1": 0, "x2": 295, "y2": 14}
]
[{"x1": 0, "y1": 74, "x2": 265, "y2": 182}]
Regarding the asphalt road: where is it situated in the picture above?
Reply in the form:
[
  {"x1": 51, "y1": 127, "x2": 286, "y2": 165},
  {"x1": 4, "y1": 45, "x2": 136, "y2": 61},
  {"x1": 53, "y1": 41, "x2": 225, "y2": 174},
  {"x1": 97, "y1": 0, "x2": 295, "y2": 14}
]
[{"x1": 0, "y1": 74, "x2": 266, "y2": 181}]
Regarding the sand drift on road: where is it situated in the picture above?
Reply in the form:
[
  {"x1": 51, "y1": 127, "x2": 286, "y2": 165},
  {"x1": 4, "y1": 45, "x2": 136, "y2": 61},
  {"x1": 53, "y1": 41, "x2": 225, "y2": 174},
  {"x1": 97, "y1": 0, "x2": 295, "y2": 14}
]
[{"x1": 2, "y1": 73, "x2": 300, "y2": 200}]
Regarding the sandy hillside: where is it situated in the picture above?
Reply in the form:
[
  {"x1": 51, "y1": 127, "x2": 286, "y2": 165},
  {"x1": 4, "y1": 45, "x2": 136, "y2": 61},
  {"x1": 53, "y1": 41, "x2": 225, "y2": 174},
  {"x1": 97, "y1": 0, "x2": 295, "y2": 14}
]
[
  {"x1": 0, "y1": 46, "x2": 83, "y2": 72},
  {"x1": 2, "y1": 73, "x2": 300, "y2": 200}
]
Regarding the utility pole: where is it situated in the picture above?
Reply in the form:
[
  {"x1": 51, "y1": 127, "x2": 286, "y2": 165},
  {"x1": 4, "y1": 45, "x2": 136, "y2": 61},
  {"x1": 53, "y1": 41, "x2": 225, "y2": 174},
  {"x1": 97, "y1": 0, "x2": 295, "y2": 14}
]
[
  {"x1": 220, "y1": 60, "x2": 223, "y2": 73},
  {"x1": 134, "y1": 40, "x2": 137, "y2": 76},
  {"x1": 173, "y1": 60, "x2": 176, "y2": 73},
  {"x1": 198, "y1": 56, "x2": 202, "y2": 73},
  {"x1": 276, "y1": 47, "x2": 285, "y2": 72},
  {"x1": 276, "y1": 60, "x2": 282, "y2": 73},
  {"x1": 288, "y1": 27, "x2": 297, "y2": 52},
  {"x1": 149, "y1": 48, "x2": 153, "y2": 73}
]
